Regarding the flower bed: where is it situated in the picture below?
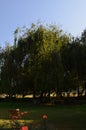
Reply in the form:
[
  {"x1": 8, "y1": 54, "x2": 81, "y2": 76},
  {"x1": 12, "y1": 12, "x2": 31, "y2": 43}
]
[{"x1": 6, "y1": 109, "x2": 48, "y2": 130}]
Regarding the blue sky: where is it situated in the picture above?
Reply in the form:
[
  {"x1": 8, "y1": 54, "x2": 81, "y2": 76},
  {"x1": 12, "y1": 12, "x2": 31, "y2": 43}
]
[{"x1": 0, "y1": 0, "x2": 86, "y2": 47}]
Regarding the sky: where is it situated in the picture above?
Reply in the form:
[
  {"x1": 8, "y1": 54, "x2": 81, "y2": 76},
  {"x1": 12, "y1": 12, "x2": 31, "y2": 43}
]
[{"x1": 0, "y1": 0, "x2": 86, "y2": 47}]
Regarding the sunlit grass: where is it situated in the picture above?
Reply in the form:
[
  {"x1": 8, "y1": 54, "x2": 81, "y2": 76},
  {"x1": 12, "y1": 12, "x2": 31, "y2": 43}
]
[{"x1": 0, "y1": 119, "x2": 33, "y2": 128}]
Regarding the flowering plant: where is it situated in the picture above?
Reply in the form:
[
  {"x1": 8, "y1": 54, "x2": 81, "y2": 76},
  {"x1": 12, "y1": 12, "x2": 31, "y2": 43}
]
[
  {"x1": 9, "y1": 108, "x2": 28, "y2": 129},
  {"x1": 8, "y1": 110, "x2": 48, "y2": 130}
]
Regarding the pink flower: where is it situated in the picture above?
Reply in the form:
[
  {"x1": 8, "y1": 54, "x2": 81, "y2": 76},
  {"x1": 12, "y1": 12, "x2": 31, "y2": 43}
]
[
  {"x1": 21, "y1": 111, "x2": 28, "y2": 116},
  {"x1": 21, "y1": 112, "x2": 25, "y2": 116},
  {"x1": 42, "y1": 114, "x2": 48, "y2": 119},
  {"x1": 24, "y1": 111, "x2": 28, "y2": 114}
]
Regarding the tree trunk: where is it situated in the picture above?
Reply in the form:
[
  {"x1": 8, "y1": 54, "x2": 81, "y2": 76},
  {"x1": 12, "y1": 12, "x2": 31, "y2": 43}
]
[
  {"x1": 40, "y1": 91, "x2": 44, "y2": 98},
  {"x1": 77, "y1": 87, "x2": 80, "y2": 97},
  {"x1": 33, "y1": 91, "x2": 36, "y2": 99}
]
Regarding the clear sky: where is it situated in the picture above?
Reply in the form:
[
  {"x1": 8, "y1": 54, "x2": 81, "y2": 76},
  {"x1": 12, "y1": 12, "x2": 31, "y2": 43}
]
[{"x1": 0, "y1": 0, "x2": 86, "y2": 47}]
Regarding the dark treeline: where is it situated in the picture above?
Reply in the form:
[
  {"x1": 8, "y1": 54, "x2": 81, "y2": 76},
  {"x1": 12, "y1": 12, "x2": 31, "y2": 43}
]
[{"x1": 0, "y1": 23, "x2": 86, "y2": 99}]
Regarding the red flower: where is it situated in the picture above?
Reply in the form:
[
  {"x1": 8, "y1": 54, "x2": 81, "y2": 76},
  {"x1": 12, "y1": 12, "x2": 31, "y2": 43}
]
[
  {"x1": 20, "y1": 126, "x2": 28, "y2": 130},
  {"x1": 42, "y1": 114, "x2": 48, "y2": 119},
  {"x1": 12, "y1": 115, "x2": 19, "y2": 120},
  {"x1": 21, "y1": 111, "x2": 28, "y2": 116},
  {"x1": 24, "y1": 111, "x2": 28, "y2": 114},
  {"x1": 21, "y1": 112, "x2": 25, "y2": 116}
]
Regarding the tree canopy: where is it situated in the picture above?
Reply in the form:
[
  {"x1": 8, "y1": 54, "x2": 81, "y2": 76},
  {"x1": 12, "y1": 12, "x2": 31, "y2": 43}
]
[{"x1": 0, "y1": 23, "x2": 86, "y2": 98}]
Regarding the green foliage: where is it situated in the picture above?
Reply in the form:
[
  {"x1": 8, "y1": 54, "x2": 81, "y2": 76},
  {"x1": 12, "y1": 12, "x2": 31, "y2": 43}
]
[{"x1": 0, "y1": 23, "x2": 86, "y2": 97}]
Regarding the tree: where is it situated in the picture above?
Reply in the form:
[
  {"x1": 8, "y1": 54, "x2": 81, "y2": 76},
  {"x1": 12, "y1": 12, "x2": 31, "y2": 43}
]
[{"x1": 0, "y1": 23, "x2": 71, "y2": 98}]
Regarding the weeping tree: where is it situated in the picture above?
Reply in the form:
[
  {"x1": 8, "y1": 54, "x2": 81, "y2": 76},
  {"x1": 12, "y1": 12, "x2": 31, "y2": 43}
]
[
  {"x1": 26, "y1": 24, "x2": 71, "y2": 98},
  {"x1": 1, "y1": 23, "x2": 71, "y2": 98}
]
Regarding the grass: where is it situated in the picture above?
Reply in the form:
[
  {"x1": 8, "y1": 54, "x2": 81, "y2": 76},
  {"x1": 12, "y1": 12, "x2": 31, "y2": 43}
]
[
  {"x1": 0, "y1": 102, "x2": 86, "y2": 130},
  {"x1": 0, "y1": 119, "x2": 33, "y2": 129}
]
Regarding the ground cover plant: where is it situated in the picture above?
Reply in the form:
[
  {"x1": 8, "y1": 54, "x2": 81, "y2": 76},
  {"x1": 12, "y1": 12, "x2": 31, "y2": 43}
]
[{"x1": 0, "y1": 102, "x2": 86, "y2": 130}]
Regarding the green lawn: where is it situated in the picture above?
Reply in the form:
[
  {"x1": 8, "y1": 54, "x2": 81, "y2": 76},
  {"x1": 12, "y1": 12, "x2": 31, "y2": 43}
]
[{"x1": 0, "y1": 102, "x2": 86, "y2": 130}]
